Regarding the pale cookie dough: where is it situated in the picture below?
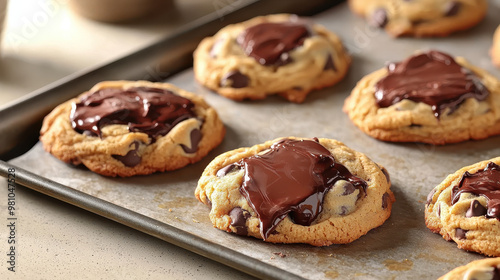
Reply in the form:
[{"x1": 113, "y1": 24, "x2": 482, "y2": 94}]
[
  {"x1": 438, "y1": 258, "x2": 500, "y2": 280},
  {"x1": 343, "y1": 51, "x2": 500, "y2": 145},
  {"x1": 425, "y1": 157, "x2": 500, "y2": 257},
  {"x1": 193, "y1": 14, "x2": 351, "y2": 103},
  {"x1": 195, "y1": 137, "x2": 394, "y2": 246},
  {"x1": 348, "y1": 0, "x2": 487, "y2": 37},
  {"x1": 492, "y1": 25, "x2": 500, "y2": 67},
  {"x1": 40, "y1": 80, "x2": 225, "y2": 177}
]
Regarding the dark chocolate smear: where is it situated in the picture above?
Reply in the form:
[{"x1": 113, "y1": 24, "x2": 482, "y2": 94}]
[
  {"x1": 426, "y1": 189, "x2": 436, "y2": 205},
  {"x1": 381, "y1": 167, "x2": 391, "y2": 184},
  {"x1": 375, "y1": 50, "x2": 489, "y2": 118},
  {"x1": 229, "y1": 207, "x2": 251, "y2": 236},
  {"x1": 216, "y1": 164, "x2": 238, "y2": 178},
  {"x1": 220, "y1": 71, "x2": 249, "y2": 88},
  {"x1": 455, "y1": 228, "x2": 468, "y2": 240},
  {"x1": 236, "y1": 21, "x2": 311, "y2": 66},
  {"x1": 205, "y1": 194, "x2": 212, "y2": 209},
  {"x1": 180, "y1": 129, "x2": 202, "y2": 154},
  {"x1": 451, "y1": 162, "x2": 500, "y2": 220},
  {"x1": 466, "y1": 199, "x2": 487, "y2": 218},
  {"x1": 235, "y1": 138, "x2": 368, "y2": 240},
  {"x1": 382, "y1": 192, "x2": 390, "y2": 209},
  {"x1": 112, "y1": 141, "x2": 142, "y2": 167},
  {"x1": 494, "y1": 266, "x2": 500, "y2": 280},
  {"x1": 70, "y1": 87, "x2": 197, "y2": 139},
  {"x1": 371, "y1": 8, "x2": 388, "y2": 28},
  {"x1": 444, "y1": 1, "x2": 461, "y2": 17},
  {"x1": 323, "y1": 54, "x2": 336, "y2": 71}
]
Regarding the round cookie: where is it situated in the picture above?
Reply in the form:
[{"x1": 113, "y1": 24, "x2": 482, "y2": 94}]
[
  {"x1": 438, "y1": 258, "x2": 500, "y2": 280},
  {"x1": 491, "y1": 25, "x2": 500, "y2": 67},
  {"x1": 343, "y1": 50, "x2": 500, "y2": 145},
  {"x1": 425, "y1": 157, "x2": 500, "y2": 257},
  {"x1": 40, "y1": 80, "x2": 225, "y2": 177},
  {"x1": 193, "y1": 14, "x2": 351, "y2": 103},
  {"x1": 348, "y1": 0, "x2": 487, "y2": 37},
  {"x1": 195, "y1": 137, "x2": 394, "y2": 246}
]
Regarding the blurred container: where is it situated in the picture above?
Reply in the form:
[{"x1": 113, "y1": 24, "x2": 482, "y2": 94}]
[
  {"x1": 67, "y1": 0, "x2": 174, "y2": 23},
  {"x1": 0, "y1": 0, "x2": 7, "y2": 53}
]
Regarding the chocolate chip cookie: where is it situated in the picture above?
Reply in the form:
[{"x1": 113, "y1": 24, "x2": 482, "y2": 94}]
[
  {"x1": 40, "y1": 80, "x2": 225, "y2": 177},
  {"x1": 426, "y1": 157, "x2": 500, "y2": 257},
  {"x1": 348, "y1": 0, "x2": 487, "y2": 37},
  {"x1": 438, "y1": 258, "x2": 500, "y2": 280},
  {"x1": 193, "y1": 14, "x2": 351, "y2": 103},
  {"x1": 343, "y1": 50, "x2": 500, "y2": 145},
  {"x1": 195, "y1": 137, "x2": 394, "y2": 246}
]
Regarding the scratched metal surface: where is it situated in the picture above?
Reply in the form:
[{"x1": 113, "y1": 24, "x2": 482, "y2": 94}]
[{"x1": 10, "y1": 2, "x2": 500, "y2": 279}]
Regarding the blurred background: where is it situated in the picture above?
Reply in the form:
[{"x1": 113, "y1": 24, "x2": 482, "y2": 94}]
[{"x1": 0, "y1": 0, "x2": 249, "y2": 106}]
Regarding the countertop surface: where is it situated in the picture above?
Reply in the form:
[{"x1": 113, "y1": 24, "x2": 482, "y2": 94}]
[{"x1": 0, "y1": 0, "x2": 257, "y2": 279}]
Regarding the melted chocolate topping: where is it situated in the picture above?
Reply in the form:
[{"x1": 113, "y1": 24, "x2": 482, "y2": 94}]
[
  {"x1": 70, "y1": 87, "x2": 197, "y2": 139},
  {"x1": 231, "y1": 138, "x2": 367, "y2": 240},
  {"x1": 374, "y1": 51, "x2": 489, "y2": 118},
  {"x1": 237, "y1": 21, "x2": 311, "y2": 66},
  {"x1": 451, "y1": 162, "x2": 500, "y2": 219}
]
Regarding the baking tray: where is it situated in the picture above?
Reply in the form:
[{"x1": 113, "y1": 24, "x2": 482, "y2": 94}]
[{"x1": 2, "y1": 1, "x2": 500, "y2": 279}]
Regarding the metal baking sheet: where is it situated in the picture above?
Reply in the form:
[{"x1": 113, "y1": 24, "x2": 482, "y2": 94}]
[{"x1": 3, "y1": 2, "x2": 500, "y2": 279}]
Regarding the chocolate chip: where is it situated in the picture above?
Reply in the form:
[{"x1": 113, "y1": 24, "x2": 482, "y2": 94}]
[
  {"x1": 382, "y1": 192, "x2": 390, "y2": 209},
  {"x1": 371, "y1": 8, "x2": 388, "y2": 28},
  {"x1": 220, "y1": 71, "x2": 249, "y2": 88},
  {"x1": 180, "y1": 129, "x2": 202, "y2": 154},
  {"x1": 209, "y1": 38, "x2": 223, "y2": 58},
  {"x1": 444, "y1": 1, "x2": 461, "y2": 17},
  {"x1": 493, "y1": 266, "x2": 500, "y2": 280},
  {"x1": 437, "y1": 203, "x2": 441, "y2": 217},
  {"x1": 340, "y1": 206, "x2": 348, "y2": 215},
  {"x1": 466, "y1": 200, "x2": 487, "y2": 218},
  {"x1": 230, "y1": 207, "x2": 251, "y2": 235},
  {"x1": 342, "y1": 182, "x2": 356, "y2": 195},
  {"x1": 216, "y1": 164, "x2": 237, "y2": 177},
  {"x1": 323, "y1": 54, "x2": 336, "y2": 71},
  {"x1": 112, "y1": 141, "x2": 142, "y2": 167},
  {"x1": 274, "y1": 52, "x2": 294, "y2": 67},
  {"x1": 426, "y1": 189, "x2": 436, "y2": 205},
  {"x1": 455, "y1": 228, "x2": 468, "y2": 240},
  {"x1": 205, "y1": 194, "x2": 212, "y2": 209}
]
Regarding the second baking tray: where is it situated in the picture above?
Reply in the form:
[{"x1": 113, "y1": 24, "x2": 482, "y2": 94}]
[{"x1": 3, "y1": 1, "x2": 500, "y2": 279}]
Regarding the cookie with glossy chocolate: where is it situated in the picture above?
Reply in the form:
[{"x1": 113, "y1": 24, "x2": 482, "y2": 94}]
[
  {"x1": 348, "y1": 0, "x2": 487, "y2": 37},
  {"x1": 343, "y1": 50, "x2": 500, "y2": 145},
  {"x1": 426, "y1": 157, "x2": 500, "y2": 257},
  {"x1": 438, "y1": 258, "x2": 500, "y2": 280},
  {"x1": 193, "y1": 14, "x2": 350, "y2": 103},
  {"x1": 195, "y1": 137, "x2": 394, "y2": 246},
  {"x1": 492, "y1": 25, "x2": 500, "y2": 67},
  {"x1": 40, "y1": 80, "x2": 225, "y2": 177}
]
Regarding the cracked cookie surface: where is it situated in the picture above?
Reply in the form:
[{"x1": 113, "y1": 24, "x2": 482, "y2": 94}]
[
  {"x1": 193, "y1": 14, "x2": 350, "y2": 103},
  {"x1": 40, "y1": 80, "x2": 225, "y2": 177},
  {"x1": 195, "y1": 137, "x2": 394, "y2": 246}
]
